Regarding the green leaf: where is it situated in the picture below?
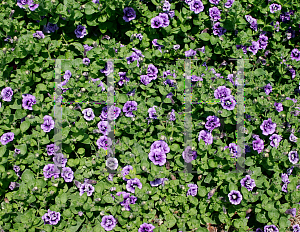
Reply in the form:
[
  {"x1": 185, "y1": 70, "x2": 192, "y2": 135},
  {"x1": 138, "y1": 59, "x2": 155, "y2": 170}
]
[
  {"x1": 15, "y1": 144, "x2": 27, "y2": 155},
  {"x1": 60, "y1": 193, "x2": 68, "y2": 204},
  {"x1": 36, "y1": 83, "x2": 47, "y2": 92},
  {"x1": 85, "y1": 2, "x2": 96, "y2": 15},
  {"x1": 198, "y1": 186, "x2": 207, "y2": 197},
  {"x1": 254, "y1": 68, "x2": 265, "y2": 77},
  {"x1": 20, "y1": 121, "x2": 30, "y2": 132},
  {"x1": 103, "y1": 194, "x2": 114, "y2": 203},
  {"x1": 78, "y1": 148, "x2": 85, "y2": 154},
  {"x1": 71, "y1": 42, "x2": 84, "y2": 53},
  {"x1": 210, "y1": 36, "x2": 218, "y2": 45},
  {"x1": 98, "y1": 14, "x2": 107, "y2": 23},
  {"x1": 15, "y1": 109, "x2": 27, "y2": 120},
  {"x1": 170, "y1": 143, "x2": 180, "y2": 152},
  {"x1": 282, "y1": 100, "x2": 294, "y2": 107},
  {"x1": 159, "y1": 86, "x2": 168, "y2": 96},
  {"x1": 118, "y1": 94, "x2": 128, "y2": 103},
  {"x1": 0, "y1": 146, "x2": 6, "y2": 157},
  {"x1": 198, "y1": 33, "x2": 210, "y2": 41},
  {"x1": 21, "y1": 169, "x2": 35, "y2": 184},
  {"x1": 165, "y1": 214, "x2": 176, "y2": 228}
]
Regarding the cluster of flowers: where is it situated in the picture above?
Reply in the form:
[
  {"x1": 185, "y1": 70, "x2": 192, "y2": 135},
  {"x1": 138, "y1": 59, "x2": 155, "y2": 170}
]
[
  {"x1": 214, "y1": 86, "x2": 237, "y2": 111},
  {"x1": 110, "y1": 191, "x2": 137, "y2": 211},
  {"x1": 198, "y1": 115, "x2": 221, "y2": 146},
  {"x1": 148, "y1": 140, "x2": 170, "y2": 166},
  {"x1": 0, "y1": 87, "x2": 36, "y2": 110},
  {"x1": 140, "y1": 64, "x2": 159, "y2": 86},
  {"x1": 281, "y1": 166, "x2": 294, "y2": 193},
  {"x1": 17, "y1": 0, "x2": 39, "y2": 11},
  {"x1": 42, "y1": 209, "x2": 61, "y2": 226}
]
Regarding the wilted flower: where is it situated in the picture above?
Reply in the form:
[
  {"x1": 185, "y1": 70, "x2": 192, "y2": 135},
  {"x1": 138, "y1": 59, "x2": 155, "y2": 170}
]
[{"x1": 123, "y1": 7, "x2": 136, "y2": 22}]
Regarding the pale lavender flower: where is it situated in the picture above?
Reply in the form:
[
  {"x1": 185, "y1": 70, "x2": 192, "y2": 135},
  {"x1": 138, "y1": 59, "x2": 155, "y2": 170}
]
[
  {"x1": 33, "y1": 31, "x2": 45, "y2": 39},
  {"x1": 42, "y1": 209, "x2": 61, "y2": 225},
  {"x1": 22, "y1": 94, "x2": 36, "y2": 110},
  {"x1": 82, "y1": 108, "x2": 95, "y2": 121},
  {"x1": 270, "y1": 3, "x2": 281, "y2": 13},
  {"x1": 0, "y1": 132, "x2": 14, "y2": 145},
  {"x1": 1, "y1": 87, "x2": 13, "y2": 102},
  {"x1": 198, "y1": 130, "x2": 213, "y2": 145},
  {"x1": 126, "y1": 178, "x2": 142, "y2": 193},
  {"x1": 288, "y1": 151, "x2": 299, "y2": 164},
  {"x1": 190, "y1": 0, "x2": 204, "y2": 14},
  {"x1": 41, "y1": 115, "x2": 55, "y2": 133},
  {"x1": 274, "y1": 102, "x2": 283, "y2": 112},
  {"x1": 289, "y1": 133, "x2": 298, "y2": 143},
  {"x1": 79, "y1": 183, "x2": 95, "y2": 196},
  {"x1": 264, "y1": 83, "x2": 272, "y2": 95}
]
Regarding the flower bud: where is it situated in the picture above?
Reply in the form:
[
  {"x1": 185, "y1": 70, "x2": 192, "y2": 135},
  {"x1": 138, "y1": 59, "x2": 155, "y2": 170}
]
[
  {"x1": 158, "y1": 219, "x2": 163, "y2": 226},
  {"x1": 264, "y1": 153, "x2": 269, "y2": 157},
  {"x1": 146, "y1": 191, "x2": 151, "y2": 194},
  {"x1": 170, "y1": 137, "x2": 173, "y2": 141},
  {"x1": 141, "y1": 201, "x2": 146, "y2": 205},
  {"x1": 160, "y1": 135, "x2": 166, "y2": 140},
  {"x1": 131, "y1": 117, "x2": 135, "y2": 121},
  {"x1": 32, "y1": 187, "x2": 38, "y2": 191},
  {"x1": 95, "y1": 198, "x2": 101, "y2": 202},
  {"x1": 142, "y1": 166, "x2": 146, "y2": 171},
  {"x1": 69, "y1": 105, "x2": 73, "y2": 109},
  {"x1": 77, "y1": 93, "x2": 81, "y2": 97},
  {"x1": 50, "y1": 190, "x2": 55, "y2": 195},
  {"x1": 100, "y1": 211, "x2": 105, "y2": 216},
  {"x1": 35, "y1": 153, "x2": 39, "y2": 157},
  {"x1": 53, "y1": 183, "x2": 58, "y2": 187},
  {"x1": 129, "y1": 214, "x2": 133, "y2": 219},
  {"x1": 121, "y1": 207, "x2": 126, "y2": 211},
  {"x1": 81, "y1": 88, "x2": 86, "y2": 92}
]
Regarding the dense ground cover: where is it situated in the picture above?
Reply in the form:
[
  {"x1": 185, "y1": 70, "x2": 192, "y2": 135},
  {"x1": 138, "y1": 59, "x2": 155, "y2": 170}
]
[{"x1": 0, "y1": 0, "x2": 300, "y2": 231}]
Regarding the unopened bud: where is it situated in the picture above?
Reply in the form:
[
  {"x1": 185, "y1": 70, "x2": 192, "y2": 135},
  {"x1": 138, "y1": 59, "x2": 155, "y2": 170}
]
[
  {"x1": 264, "y1": 153, "x2": 269, "y2": 157},
  {"x1": 142, "y1": 166, "x2": 146, "y2": 171},
  {"x1": 160, "y1": 135, "x2": 166, "y2": 140},
  {"x1": 81, "y1": 88, "x2": 86, "y2": 92},
  {"x1": 146, "y1": 191, "x2": 151, "y2": 194},
  {"x1": 95, "y1": 198, "x2": 101, "y2": 202},
  {"x1": 35, "y1": 153, "x2": 39, "y2": 157},
  {"x1": 170, "y1": 137, "x2": 173, "y2": 141},
  {"x1": 32, "y1": 187, "x2": 38, "y2": 191},
  {"x1": 131, "y1": 117, "x2": 135, "y2": 121},
  {"x1": 50, "y1": 190, "x2": 55, "y2": 194},
  {"x1": 53, "y1": 183, "x2": 58, "y2": 187},
  {"x1": 141, "y1": 201, "x2": 146, "y2": 205},
  {"x1": 25, "y1": 70, "x2": 29, "y2": 75},
  {"x1": 121, "y1": 207, "x2": 126, "y2": 211},
  {"x1": 100, "y1": 211, "x2": 105, "y2": 216},
  {"x1": 77, "y1": 93, "x2": 81, "y2": 97}
]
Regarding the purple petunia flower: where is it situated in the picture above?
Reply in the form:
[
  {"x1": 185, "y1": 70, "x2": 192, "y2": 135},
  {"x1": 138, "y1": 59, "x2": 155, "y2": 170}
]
[
  {"x1": 141, "y1": 75, "x2": 151, "y2": 85},
  {"x1": 190, "y1": 0, "x2": 204, "y2": 14},
  {"x1": 293, "y1": 224, "x2": 300, "y2": 231},
  {"x1": 163, "y1": 0, "x2": 171, "y2": 11},
  {"x1": 43, "y1": 164, "x2": 60, "y2": 179},
  {"x1": 97, "y1": 136, "x2": 112, "y2": 150},
  {"x1": 79, "y1": 182, "x2": 95, "y2": 196},
  {"x1": 9, "y1": 181, "x2": 20, "y2": 190},
  {"x1": 82, "y1": 108, "x2": 95, "y2": 121},
  {"x1": 99, "y1": 106, "x2": 121, "y2": 121},
  {"x1": 209, "y1": 7, "x2": 221, "y2": 21},
  {"x1": 107, "y1": 173, "x2": 114, "y2": 182},
  {"x1": 256, "y1": 228, "x2": 263, "y2": 232},
  {"x1": 245, "y1": 15, "x2": 258, "y2": 31},
  {"x1": 0, "y1": 132, "x2": 14, "y2": 145},
  {"x1": 74, "y1": 25, "x2": 87, "y2": 38},
  {"x1": 205, "y1": 115, "x2": 221, "y2": 131},
  {"x1": 264, "y1": 225, "x2": 279, "y2": 232},
  {"x1": 41, "y1": 115, "x2": 55, "y2": 133},
  {"x1": 224, "y1": 0, "x2": 234, "y2": 8},
  {"x1": 168, "y1": 109, "x2": 176, "y2": 121},
  {"x1": 126, "y1": 178, "x2": 142, "y2": 193},
  {"x1": 290, "y1": 133, "x2": 298, "y2": 143},
  {"x1": 1, "y1": 87, "x2": 13, "y2": 102},
  {"x1": 198, "y1": 130, "x2": 213, "y2": 145},
  {"x1": 122, "y1": 165, "x2": 133, "y2": 181},
  {"x1": 46, "y1": 144, "x2": 60, "y2": 156},
  {"x1": 33, "y1": 31, "x2": 45, "y2": 39},
  {"x1": 42, "y1": 209, "x2": 60, "y2": 225},
  {"x1": 148, "y1": 106, "x2": 158, "y2": 119},
  {"x1": 282, "y1": 183, "x2": 288, "y2": 193},
  {"x1": 100, "y1": 215, "x2": 117, "y2": 231},
  {"x1": 147, "y1": 64, "x2": 159, "y2": 80},
  {"x1": 150, "y1": 178, "x2": 169, "y2": 187},
  {"x1": 185, "y1": 0, "x2": 194, "y2": 5},
  {"x1": 173, "y1": 44, "x2": 180, "y2": 50},
  {"x1": 270, "y1": 3, "x2": 281, "y2": 13},
  {"x1": 287, "y1": 166, "x2": 294, "y2": 176},
  {"x1": 214, "y1": 86, "x2": 231, "y2": 100},
  {"x1": 22, "y1": 94, "x2": 36, "y2": 110},
  {"x1": 150, "y1": 140, "x2": 170, "y2": 154},
  {"x1": 82, "y1": 58, "x2": 90, "y2": 66},
  {"x1": 264, "y1": 83, "x2": 272, "y2": 95},
  {"x1": 152, "y1": 39, "x2": 164, "y2": 53},
  {"x1": 252, "y1": 136, "x2": 264, "y2": 154},
  {"x1": 97, "y1": 121, "x2": 111, "y2": 135},
  {"x1": 228, "y1": 190, "x2": 242, "y2": 205},
  {"x1": 118, "y1": 72, "x2": 130, "y2": 86},
  {"x1": 269, "y1": 134, "x2": 282, "y2": 148},
  {"x1": 61, "y1": 167, "x2": 74, "y2": 182},
  {"x1": 281, "y1": 173, "x2": 290, "y2": 184},
  {"x1": 221, "y1": 95, "x2": 236, "y2": 110},
  {"x1": 26, "y1": 0, "x2": 38, "y2": 10},
  {"x1": 224, "y1": 143, "x2": 240, "y2": 158},
  {"x1": 151, "y1": 16, "x2": 164, "y2": 28},
  {"x1": 248, "y1": 41, "x2": 260, "y2": 55},
  {"x1": 123, "y1": 7, "x2": 136, "y2": 22},
  {"x1": 291, "y1": 49, "x2": 300, "y2": 61},
  {"x1": 139, "y1": 223, "x2": 155, "y2": 232},
  {"x1": 288, "y1": 151, "x2": 299, "y2": 164},
  {"x1": 158, "y1": 13, "x2": 170, "y2": 28},
  {"x1": 260, "y1": 118, "x2": 276, "y2": 136},
  {"x1": 122, "y1": 101, "x2": 138, "y2": 118},
  {"x1": 185, "y1": 49, "x2": 197, "y2": 57},
  {"x1": 149, "y1": 148, "x2": 167, "y2": 166},
  {"x1": 213, "y1": 22, "x2": 227, "y2": 36},
  {"x1": 83, "y1": 44, "x2": 93, "y2": 52},
  {"x1": 274, "y1": 102, "x2": 283, "y2": 112},
  {"x1": 258, "y1": 34, "x2": 268, "y2": 50},
  {"x1": 240, "y1": 175, "x2": 256, "y2": 191},
  {"x1": 187, "y1": 183, "x2": 198, "y2": 197},
  {"x1": 182, "y1": 146, "x2": 197, "y2": 163},
  {"x1": 43, "y1": 23, "x2": 59, "y2": 33},
  {"x1": 289, "y1": 68, "x2": 296, "y2": 79}
]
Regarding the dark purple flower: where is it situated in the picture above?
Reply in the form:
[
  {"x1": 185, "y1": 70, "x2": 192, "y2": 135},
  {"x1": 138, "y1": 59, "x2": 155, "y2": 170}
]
[
  {"x1": 168, "y1": 109, "x2": 176, "y2": 121},
  {"x1": 288, "y1": 68, "x2": 296, "y2": 79},
  {"x1": 1, "y1": 87, "x2": 13, "y2": 102},
  {"x1": 122, "y1": 165, "x2": 133, "y2": 181},
  {"x1": 185, "y1": 0, "x2": 193, "y2": 5},
  {"x1": 9, "y1": 182, "x2": 20, "y2": 190},
  {"x1": 82, "y1": 108, "x2": 95, "y2": 121},
  {"x1": 260, "y1": 118, "x2": 276, "y2": 136},
  {"x1": 213, "y1": 22, "x2": 227, "y2": 36},
  {"x1": 27, "y1": 0, "x2": 38, "y2": 10},
  {"x1": 152, "y1": 39, "x2": 164, "y2": 53},
  {"x1": 74, "y1": 25, "x2": 87, "y2": 38},
  {"x1": 228, "y1": 190, "x2": 242, "y2": 205},
  {"x1": 158, "y1": 13, "x2": 170, "y2": 28},
  {"x1": 240, "y1": 175, "x2": 256, "y2": 191},
  {"x1": 41, "y1": 115, "x2": 55, "y2": 133},
  {"x1": 185, "y1": 49, "x2": 197, "y2": 57},
  {"x1": 248, "y1": 41, "x2": 259, "y2": 55},
  {"x1": 182, "y1": 146, "x2": 197, "y2": 163},
  {"x1": 224, "y1": 0, "x2": 234, "y2": 8},
  {"x1": 282, "y1": 183, "x2": 288, "y2": 193},
  {"x1": 17, "y1": 0, "x2": 28, "y2": 8},
  {"x1": 122, "y1": 101, "x2": 137, "y2": 118},
  {"x1": 187, "y1": 183, "x2": 198, "y2": 196},
  {"x1": 43, "y1": 164, "x2": 60, "y2": 179},
  {"x1": 288, "y1": 151, "x2": 299, "y2": 164},
  {"x1": 126, "y1": 178, "x2": 142, "y2": 193},
  {"x1": 150, "y1": 140, "x2": 170, "y2": 154},
  {"x1": 97, "y1": 136, "x2": 112, "y2": 150},
  {"x1": 274, "y1": 102, "x2": 283, "y2": 112},
  {"x1": 33, "y1": 31, "x2": 45, "y2": 39},
  {"x1": 13, "y1": 165, "x2": 20, "y2": 174},
  {"x1": 264, "y1": 225, "x2": 279, "y2": 232},
  {"x1": 0, "y1": 132, "x2": 14, "y2": 145},
  {"x1": 264, "y1": 83, "x2": 272, "y2": 95},
  {"x1": 258, "y1": 34, "x2": 268, "y2": 50},
  {"x1": 224, "y1": 143, "x2": 240, "y2": 158},
  {"x1": 79, "y1": 183, "x2": 95, "y2": 196},
  {"x1": 150, "y1": 178, "x2": 168, "y2": 187},
  {"x1": 209, "y1": 7, "x2": 221, "y2": 21},
  {"x1": 221, "y1": 95, "x2": 236, "y2": 110},
  {"x1": 209, "y1": 0, "x2": 219, "y2": 4},
  {"x1": 61, "y1": 167, "x2": 74, "y2": 182},
  {"x1": 293, "y1": 225, "x2": 300, "y2": 231},
  {"x1": 83, "y1": 58, "x2": 90, "y2": 65},
  {"x1": 139, "y1": 223, "x2": 155, "y2": 232},
  {"x1": 198, "y1": 130, "x2": 213, "y2": 145},
  {"x1": 256, "y1": 228, "x2": 263, "y2": 232},
  {"x1": 245, "y1": 15, "x2": 257, "y2": 31},
  {"x1": 281, "y1": 173, "x2": 290, "y2": 184},
  {"x1": 287, "y1": 166, "x2": 294, "y2": 176},
  {"x1": 43, "y1": 23, "x2": 59, "y2": 33},
  {"x1": 205, "y1": 115, "x2": 221, "y2": 131},
  {"x1": 270, "y1": 21, "x2": 280, "y2": 32},
  {"x1": 22, "y1": 94, "x2": 36, "y2": 110},
  {"x1": 252, "y1": 137, "x2": 264, "y2": 154},
  {"x1": 83, "y1": 44, "x2": 93, "y2": 52},
  {"x1": 190, "y1": 0, "x2": 204, "y2": 14},
  {"x1": 291, "y1": 49, "x2": 300, "y2": 61},
  {"x1": 270, "y1": 3, "x2": 281, "y2": 13},
  {"x1": 42, "y1": 209, "x2": 61, "y2": 225},
  {"x1": 97, "y1": 121, "x2": 111, "y2": 135},
  {"x1": 123, "y1": 7, "x2": 136, "y2": 22},
  {"x1": 149, "y1": 148, "x2": 167, "y2": 166},
  {"x1": 141, "y1": 75, "x2": 151, "y2": 85},
  {"x1": 151, "y1": 16, "x2": 164, "y2": 28},
  {"x1": 147, "y1": 64, "x2": 158, "y2": 80}
]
